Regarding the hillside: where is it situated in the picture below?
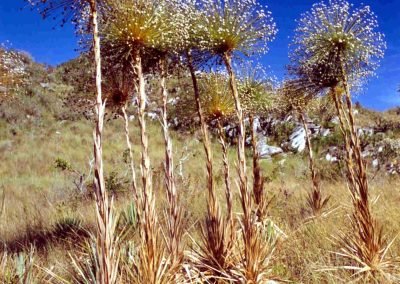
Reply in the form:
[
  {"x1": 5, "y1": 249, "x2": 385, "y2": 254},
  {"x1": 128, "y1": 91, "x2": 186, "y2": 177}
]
[{"x1": 1, "y1": 52, "x2": 400, "y2": 283}]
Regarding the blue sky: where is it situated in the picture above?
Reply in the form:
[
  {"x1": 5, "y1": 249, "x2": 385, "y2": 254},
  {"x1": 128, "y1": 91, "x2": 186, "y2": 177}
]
[{"x1": 0, "y1": 0, "x2": 399, "y2": 111}]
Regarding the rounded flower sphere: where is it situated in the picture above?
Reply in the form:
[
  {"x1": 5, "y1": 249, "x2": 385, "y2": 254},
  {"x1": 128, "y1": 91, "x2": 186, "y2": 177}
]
[
  {"x1": 103, "y1": 0, "x2": 190, "y2": 58},
  {"x1": 198, "y1": 0, "x2": 277, "y2": 58},
  {"x1": 292, "y1": 0, "x2": 386, "y2": 88}
]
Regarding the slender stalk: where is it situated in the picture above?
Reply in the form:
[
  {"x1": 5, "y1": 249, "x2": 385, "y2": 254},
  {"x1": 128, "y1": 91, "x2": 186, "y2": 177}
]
[
  {"x1": 121, "y1": 104, "x2": 138, "y2": 199},
  {"x1": 89, "y1": 1, "x2": 117, "y2": 283},
  {"x1": 300, "y1": 112, "x2": 328, "y2": 216},
  {"x1": 133, "y1": 50, "x2": 152, "y2": 200},
  {"x1": 222, "y1": 52, "x2": 250, "y2": 221},
  {"x1": 330, "y1": 61, "x2": 385, "y2": 273},
  {"x1": 132, "y1": 50, "x2": 166, "y2": 283},
  {"x1": 223, "y1": 52, "x2": 260, "y2": 282},
  {"x1": 187, "y1": 51, "x2": 214, "y2": 194},
  {"x1": 217, "y1": 121, "x2": 233, "y2": 224},
  {"x1": 249, "y1": 115, "x2": 266, "y2": 221},
  {"x1": 188, "y1": 52, "x2": 232, "y2": 278},
  {"x1": 160, "y1": 56, "x2": 184, "y2": 266}
]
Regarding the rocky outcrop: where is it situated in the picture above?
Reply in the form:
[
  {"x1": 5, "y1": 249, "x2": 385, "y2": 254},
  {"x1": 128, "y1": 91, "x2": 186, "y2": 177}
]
[{"x1": 288, "y1": 127, "x2": 306, "y2": 153}]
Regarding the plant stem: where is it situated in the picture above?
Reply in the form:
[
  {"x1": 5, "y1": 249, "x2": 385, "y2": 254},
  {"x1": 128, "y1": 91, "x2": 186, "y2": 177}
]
[
  {"x1": 249, "y1": 115, "x2": 266, "y2": 220},
  {"x1": 89, "y1": 1, "x2": 117, "y2": 283},
  {"x1": 121, "y1": 104, "x2": 138, "y2": 199},
  {"x1": 187, "y1": 51, "x2": 214, "y2": 194},
  {"x1": 160, "y1": 56, "x2": 183, "y2": 265},
  {"x1": 222, "y1": 52, "x2": 250, "y2": 222}
]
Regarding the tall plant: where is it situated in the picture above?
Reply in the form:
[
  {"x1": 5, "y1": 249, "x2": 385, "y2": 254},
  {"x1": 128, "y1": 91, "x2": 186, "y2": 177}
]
[
  {"x1": 26, "y1": 1, "x2": 120, "y2": 283},
  {"x1": 102, "y1": 0, "x2": 186, "y2": 282},
  {"x1": 195, "y1": 1, "x2": 277, "y2": 280},
  {"x1": 292, "y1": 0, "x2": 394, "y2": 280},
  {"x1": 199, "y1": 0, "x2": 277, "y2": 227},
  {"x1": 238, "y1": 63, "x2": 275, "y2": 221},
  {"x1": 279, "y1": 80, "x2": 330, "y2": 217},
  {"x1": 151, "y1": 0, "x2": 188, "y2": 274}
]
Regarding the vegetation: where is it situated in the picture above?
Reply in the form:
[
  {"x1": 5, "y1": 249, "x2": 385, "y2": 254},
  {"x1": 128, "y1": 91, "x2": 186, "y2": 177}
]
[{"x1": 0, "y1": 0, "x2": 399, "y2": 283}]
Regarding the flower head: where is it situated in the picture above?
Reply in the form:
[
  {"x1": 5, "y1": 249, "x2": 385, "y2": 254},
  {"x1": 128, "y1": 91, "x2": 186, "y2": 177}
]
[
  {"x1": 196, "y1": 0, "x2": 277, "y2": 58},
  {"x1": 291, "y1": 0, "x2": 386, "y2": 89}
]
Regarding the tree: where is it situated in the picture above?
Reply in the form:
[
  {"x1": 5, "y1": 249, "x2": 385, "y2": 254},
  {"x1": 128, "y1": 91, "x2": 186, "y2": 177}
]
[{"x1": 291, "y1": 0, "x2": 393, "y2": 280}]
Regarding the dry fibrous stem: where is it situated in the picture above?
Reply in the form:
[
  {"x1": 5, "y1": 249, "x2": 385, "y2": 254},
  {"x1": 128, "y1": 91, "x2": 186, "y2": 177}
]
[
  {"x1": 300, "y1": 113, "x2": 330, "y2": 217},
  {"x1": 159, "y1": 56, "x2": 184, "y2": 270},
  {"x1": 217, "y1": 121, "x2": 233, "y2": 224},
  {"x1": 121, "y1": 105, "x2": 138, "y2": 199},
  {"x1": 249, "y1": 115, "x2": 267, "y2": 221}
]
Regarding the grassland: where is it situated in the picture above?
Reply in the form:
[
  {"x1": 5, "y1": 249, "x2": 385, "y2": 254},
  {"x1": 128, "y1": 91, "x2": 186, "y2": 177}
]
[{"x1": 1, "y1": 115, "x2": 399, "y2": 283}]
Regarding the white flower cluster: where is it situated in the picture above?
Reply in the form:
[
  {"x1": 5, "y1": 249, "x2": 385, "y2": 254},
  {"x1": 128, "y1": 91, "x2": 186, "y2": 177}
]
[
  {"x1": 196, "y1": 0, "x2": 277, "y2": 57},
  {"x1": 291, "y1": 0, "x2": 386, "y2": 89},
  {"x1": 103, "y1": 0, "x2": 191, "y2": 56}
]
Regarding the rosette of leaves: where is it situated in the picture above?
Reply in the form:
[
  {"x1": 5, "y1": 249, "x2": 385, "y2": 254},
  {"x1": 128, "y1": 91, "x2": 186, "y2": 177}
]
[{"x1": 200, "y1": 73, "x2": 235, "y2": 121}]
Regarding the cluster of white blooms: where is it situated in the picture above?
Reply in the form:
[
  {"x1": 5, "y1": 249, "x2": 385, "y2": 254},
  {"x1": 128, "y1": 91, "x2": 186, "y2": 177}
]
[
  {"x1": 196, "y1": 0, "x2": 277, "y2": 57},
  {"x1": 103, "y1": 0, "x2": 191, "y2": 57},
  {"x1": 0, "y1": 44, "x2": 27, "y2": 94},
  {"x1": 291, "y1": 0, "x2": 386, "y2": 88}
]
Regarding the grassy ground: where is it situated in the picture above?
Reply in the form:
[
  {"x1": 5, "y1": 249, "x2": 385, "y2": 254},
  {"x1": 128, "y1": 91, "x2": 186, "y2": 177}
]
[{"x1": 1, "y1": 116, "x2": 400, "y2": 283}]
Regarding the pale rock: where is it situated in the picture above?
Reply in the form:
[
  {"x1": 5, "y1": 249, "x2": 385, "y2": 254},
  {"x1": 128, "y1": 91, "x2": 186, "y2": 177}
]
[
  {"x1": 321, "y1": 128, "x2": 331, "y2": 137},
  {"x1": 257, "y1": 139, "x2": 283, "y2": 158},
  {"x1": 331, "y1": 116, "x2": 340, "y2": 124},
  {"x1": 326, "y1": 153, "x2": 338, "y2": 162},
  {"x1": 289, "y1": 127, "x2": 306, "y2": 153},
  {"x1": 147, "y1": 112, "x2": 158, "y2": 120}
]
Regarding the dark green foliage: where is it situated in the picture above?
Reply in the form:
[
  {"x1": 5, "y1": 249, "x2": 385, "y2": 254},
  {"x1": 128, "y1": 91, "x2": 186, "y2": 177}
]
[{"x1": 54, "y1": 158, "x2": 73, "y2": 172}]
